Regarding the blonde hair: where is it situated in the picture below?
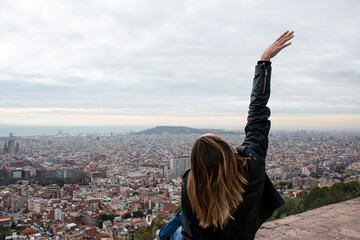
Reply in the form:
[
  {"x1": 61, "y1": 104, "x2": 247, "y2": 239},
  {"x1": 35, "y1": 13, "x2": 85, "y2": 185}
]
[{"x1": 187, "y1": 134, "x2": 247, "y2": 229}]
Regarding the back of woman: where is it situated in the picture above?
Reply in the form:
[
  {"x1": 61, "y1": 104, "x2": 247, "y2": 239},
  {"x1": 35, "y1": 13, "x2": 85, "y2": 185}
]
[
  {"x1": 181, "y1": 157, "x2": 282, "y2": 239},
  {"x1": 181, "y1": 31, "x2": 294, "y2": 240}
]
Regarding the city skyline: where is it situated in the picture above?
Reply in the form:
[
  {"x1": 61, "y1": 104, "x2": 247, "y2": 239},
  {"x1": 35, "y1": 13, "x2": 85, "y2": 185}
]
[
  {"x1": 0, "y1": 130, "x2": 358, "y2": 238},
  {"x1": 0, "y1": 0, "x2": 359, "y2": 130}
]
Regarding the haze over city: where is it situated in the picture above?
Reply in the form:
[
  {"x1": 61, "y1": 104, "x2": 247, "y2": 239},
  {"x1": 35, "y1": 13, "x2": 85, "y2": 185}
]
[{"x1": 1, "y1": 0, "x2": 360, "y2": 132}]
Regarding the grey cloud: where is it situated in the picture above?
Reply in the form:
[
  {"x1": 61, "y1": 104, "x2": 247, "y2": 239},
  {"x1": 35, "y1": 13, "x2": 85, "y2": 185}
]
[{"x1": 0, "y1": 0, "x2": 359, "y2": 121}]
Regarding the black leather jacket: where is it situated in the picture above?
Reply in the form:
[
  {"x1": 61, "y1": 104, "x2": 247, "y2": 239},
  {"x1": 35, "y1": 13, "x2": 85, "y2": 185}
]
[{"x1": 181, "y1": 61, "x2": 284, "y2": 240}]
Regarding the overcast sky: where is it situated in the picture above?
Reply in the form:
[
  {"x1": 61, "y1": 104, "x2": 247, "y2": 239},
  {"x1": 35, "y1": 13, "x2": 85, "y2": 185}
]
[{"x1": 0, "y1": 0, "x2": 359, "y2": 130}]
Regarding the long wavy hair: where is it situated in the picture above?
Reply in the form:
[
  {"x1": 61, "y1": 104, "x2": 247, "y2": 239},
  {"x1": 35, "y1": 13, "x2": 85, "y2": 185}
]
[{"x1": 187, "y1": 134, "x2": 248, "y2": 229}]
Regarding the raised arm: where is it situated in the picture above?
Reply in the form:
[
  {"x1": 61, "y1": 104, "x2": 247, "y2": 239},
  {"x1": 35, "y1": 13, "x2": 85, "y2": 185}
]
[{"x1": 237, "y1": 31, "x2": 294, "y2": 159}]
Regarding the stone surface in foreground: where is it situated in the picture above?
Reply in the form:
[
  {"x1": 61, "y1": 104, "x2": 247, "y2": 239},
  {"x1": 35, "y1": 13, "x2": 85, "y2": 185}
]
[{"x1": 256, "y1": 198, "x2": 360, "y2": 240}]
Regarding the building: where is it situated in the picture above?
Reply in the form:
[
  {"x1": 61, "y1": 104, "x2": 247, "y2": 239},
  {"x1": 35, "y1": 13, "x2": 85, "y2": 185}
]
[
  {"x1": 0, "y1": 216, "x2": 13, "y2": 228},
  {"x1": 169, "y1": 156, "x2": 190, "y2": 179},
  {"x1": 3, "y1": 133, "x2": 19, "y2": 154}
]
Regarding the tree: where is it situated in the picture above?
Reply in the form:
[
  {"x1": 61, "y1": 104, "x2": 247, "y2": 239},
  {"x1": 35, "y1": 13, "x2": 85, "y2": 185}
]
[
  {"x1": 133, "y1": 211, "x2": 145, "y2": 218},
  {"x1": 268, "y1": 181, "x2": 360, "y2": 222},
  {"x1": 22, "y1": 208, "x2": 30, "y2": 214},
  {"x1": 174, "y1": 205, "x2": 181, "y2": 214},
  {"x1": 122, "y1": 212, "x2": 132, "y2": 219},
  {"x1": 133, "y1": 227, "x2": 152, "y2": 240},
  {"x1": 0, "y1": 228, "x2": 12, "y2": 240},
  {"x1": 268, "y1": 196, "x2": 304, "y2": 221},
  {"x1": 151, "y1": 215, "x2": 166, "y2": 237},
  {"x1": 100, "y1": 213, "x2": 116, "y2": 222}
]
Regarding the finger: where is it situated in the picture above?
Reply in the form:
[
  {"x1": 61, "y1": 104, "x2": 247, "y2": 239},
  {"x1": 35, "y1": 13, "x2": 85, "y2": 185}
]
[
  {"x1": 277, "y1": 31, "x2": 294, "y2": 43},
  {"x1": 285, "y1": 32, "x2": 294, "y2": 41},
  {"x1": 276, "y1": 31, "x2": 289, "y2": 41},
  {"x1": 279, "y1": 34, "x2": 294, "y2": 45},
  {"x1": 280, "y1": 42, "x2": 292, "y2": 50},
  {"x1": 276, "y1": 31, "x2": 289, "y2": 42}
]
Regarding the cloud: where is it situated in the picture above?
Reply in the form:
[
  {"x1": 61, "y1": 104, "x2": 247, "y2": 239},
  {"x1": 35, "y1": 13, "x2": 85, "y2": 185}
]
[{"x1": 0, "y1": 0, "x2": 359, "y2": 128}]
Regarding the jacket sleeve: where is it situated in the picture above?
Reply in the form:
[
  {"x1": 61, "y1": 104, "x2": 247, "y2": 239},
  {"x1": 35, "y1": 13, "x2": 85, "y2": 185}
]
[{"x1": 237, "y1": 61, "x2": 271, "y2": 159}]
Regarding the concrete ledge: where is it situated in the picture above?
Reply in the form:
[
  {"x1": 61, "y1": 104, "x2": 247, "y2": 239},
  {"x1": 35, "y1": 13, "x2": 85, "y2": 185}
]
[{"x1": 256, "y1": 198, "x2": 360, "y2": 240}]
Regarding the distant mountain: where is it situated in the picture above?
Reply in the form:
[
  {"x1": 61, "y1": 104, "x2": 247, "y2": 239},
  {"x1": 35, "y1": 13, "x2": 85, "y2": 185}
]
[{"x1": 132, "y1": 126, "x2": 240, "y2": 135}]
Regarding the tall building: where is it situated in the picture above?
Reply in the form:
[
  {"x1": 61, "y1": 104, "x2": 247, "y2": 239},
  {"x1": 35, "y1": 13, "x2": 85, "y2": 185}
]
[
  {"x1": 3, "y1": 133, "x2": 19, "y2": 154},
  {"x1": 170, "y1": 156, "x2": 190, "y2": 179}
]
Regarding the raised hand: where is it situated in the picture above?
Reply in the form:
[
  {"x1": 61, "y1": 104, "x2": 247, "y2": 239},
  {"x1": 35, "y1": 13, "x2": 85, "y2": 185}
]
[{"x1": 260, "y1": 31, "x2": 294, "y2": 61}]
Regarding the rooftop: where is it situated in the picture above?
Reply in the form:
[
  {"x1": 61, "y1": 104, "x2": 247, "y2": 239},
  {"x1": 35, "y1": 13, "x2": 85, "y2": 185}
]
[{"x1": 256, "y1": 197, "x2": 360, "y2": 239}]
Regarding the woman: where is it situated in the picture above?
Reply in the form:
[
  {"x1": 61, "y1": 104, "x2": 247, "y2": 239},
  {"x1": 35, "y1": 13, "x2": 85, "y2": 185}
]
[{"x1": 158, "y1": 31, "x2": 294, "y2": 240}]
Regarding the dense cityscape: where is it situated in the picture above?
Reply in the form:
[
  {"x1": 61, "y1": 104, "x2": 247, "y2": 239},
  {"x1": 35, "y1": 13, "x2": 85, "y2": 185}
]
[{"x1": 0, "y1": 127, "x2": 359, "y2": 239}]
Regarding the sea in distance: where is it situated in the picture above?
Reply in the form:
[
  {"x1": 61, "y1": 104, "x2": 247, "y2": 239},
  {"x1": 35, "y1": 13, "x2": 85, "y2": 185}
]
[
  {"x1": 0, "y1": 125, "x2": 353, "y2": 137},
  {"x1": 0, "y1": 125, "x2": 150, "y2": 137}
]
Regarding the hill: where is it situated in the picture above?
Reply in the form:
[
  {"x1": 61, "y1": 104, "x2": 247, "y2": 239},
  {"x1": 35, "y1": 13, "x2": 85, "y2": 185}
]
[{"x1": 132, "y1": 126, "x2": 239, "y2": 135}]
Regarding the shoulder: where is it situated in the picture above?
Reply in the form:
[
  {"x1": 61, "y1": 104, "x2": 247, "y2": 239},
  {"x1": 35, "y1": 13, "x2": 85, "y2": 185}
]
[
  {"x1": 182, "y1": 169, "x2": 190, "y2": 178},
  {"x1": 181, "y1": 169, "x2": 190, "y2": 191},
  {"x1": 236, "y1": 146, "x2": 264, "y2": 164},
  {"x1": 236, "y1": 145, "x2": 247, "y2": 157}
]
